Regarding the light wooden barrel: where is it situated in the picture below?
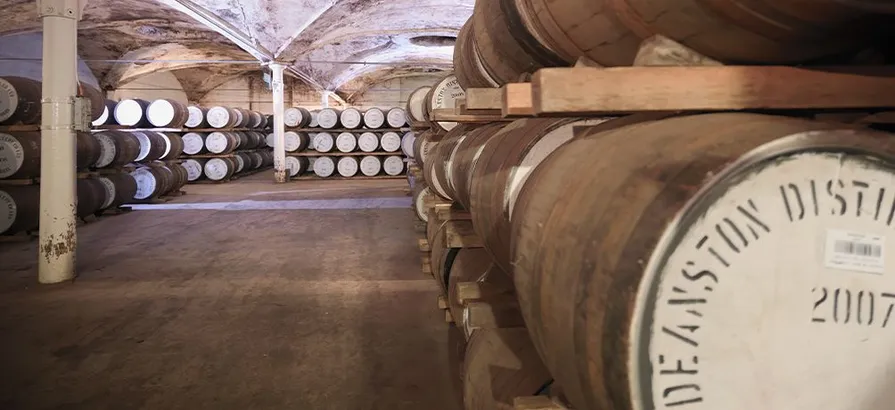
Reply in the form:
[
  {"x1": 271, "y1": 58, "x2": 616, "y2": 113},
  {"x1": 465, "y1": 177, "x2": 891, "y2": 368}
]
[
  {"x1": 132, "y1": 131, "x2": 167, "y2": 162},
  {"x1": 0, "y1": 185, "x2": 40, "y2": 234},
  {"x1": 147, "y1": 99, "x2": 189, "y2": 128},
  {"x1": 448, "y1": 123, "x2": 507, "y2": 210},
  {"x1": 469, "y1": 117, "x2": 607, "y2": 273},
  {"x1": 425, "y1": 75, "x2": 465, "y2": 132},
  {"x1": 363, "y1": 108, "x2": 386, "y2": 129},
  {"x1": 91, "y1": 100, "x2": 119, "y2": 127},
  {"x1": 285, "y1": 131, "x2": 310, "y2": 152},
  {"x1": 454, "y1": 19, "x2": 499, "y2": 89},
  {"x1": 158, "y1": 132, "x2": 185, "y2": 161},
  {"x1": 340, "y1": 108, "x2": 363, "y2": 129},
  {"x1": 206, "y1": 106, "x2": 236, "y2": 129},
  {"x1": 0, "y1": 76, "x2": 41, "y2": 126},
  {"x1": 314, "y1": 156, "x2": 336, "y2": 177},
  {"x1": 413, "y1": 130, "x2": 441, "y2": 169},
  {"x1": 405, "y1": 86, "x2": 431, "y2": 124},
  {"x1": 185, "y1": 105, "x2": 209, "y2": 128},
  {"x1": 286, "y1": 156, "x2": 310, "y2": 178},
  {"x1": 181, "y1": 132, "x2": 207, "y2": 155},
  {"x1": 379, "y1": 132, "x2": 401, "y2": 153},
  {"x1": 516, "y1": 0, "x2": 891, "y2": 66},
  {"x1": 359, "y1": 156, "x2": 382, "y2": 176},
  {"x1": 337, "y1": 156, "x2": 359, "y2": 177},
  {"x1": 382, "y1": 156, "x2": 405, "y2": 176},
  {"x1": 93, "y1": 130, "x2": 141, "y2": 168},
  {"x1": 427, "y1": 125, "x2": 470, "y2": 201},
  {"x1": 203, "y1": 157, "x2": 237, "y2": 181},
  {"x1": 412, "y1": 184, "x2": 431, "y2": 222},
  {"x1": 182, "y1": 158, "x2": 206, "y2": 181},
  {"x1": 114, "y1": 99, "x2": 151, "y2": 127},
  {"x1": 308, "y1": 110, "x2": 320, "y2": 128},
  {"x1": 131, "y1": 165, "x2": 175, "y2": 200},
  {"x1": 463, "y1": 328, "x2": 553, "y2": 410},
  {"x1": 358, "y1": 132, "x2": 380, "y2": 153},
  {"x1": 96, "y1": 172, "x2": 138, "y2": 209},
  {"x1": 401, "y1": 132, "x2": 416, "y2": 158},
  {"x1": 445, "y1": 248, "x2": 495, "y2": 323},
  {"x1": 386, "y1": 107, "x2": 407, "y2": 128},
  {"x1": 335, "y1": 132, "x2": 358, "y2": 153},
  {"x1": 0, "y1": 132, "x2": 101, "y2": 179},
  {"x1": 285, "y1": 107, "x2": 312, "y2": 128},
  {"x1": 511, "y1": 113, "x2": 895, "y2": 410},
  {"x1": 205, "y1": 131, "x2": 240, "y2": 154},
  {"x1": 317, "y1": 108, "x2": 342, "y2": 129}
]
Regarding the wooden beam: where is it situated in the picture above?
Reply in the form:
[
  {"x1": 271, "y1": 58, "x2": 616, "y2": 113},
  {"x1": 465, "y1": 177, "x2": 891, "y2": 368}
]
[
  {"x1": 455, "y1": 281, "x2": 514, "y2": 305},
  {"x1": 444, "y1": 220, "x2": 483, "y2": 248},
  {"x1": 514, "y1": 396, "x2": 567, "y2": 410},
  {"x1": 502, "y1": 83, "x2": 534, "y2": 117},
  {"x1": 466, "y1": 88, "x2": 503, "y2": 110},
  {"x1": 532, "y1": 66, "x2": 895, "y2": 116},
  {"x1": 463, "y1": 300, "x2": 526, "y2": 336},
  {"x1": 437, "y1": 295, "x2": 449, "y2": 310},
  {"x1": 434, "y1": 204, "x2": 471, "y2": 221},
  {"x1": 418, "y1": 238, "x2": 430, "y2": 252},
  {"x1": 431, "y1": 108, "x2": 511, "y2": 123}
]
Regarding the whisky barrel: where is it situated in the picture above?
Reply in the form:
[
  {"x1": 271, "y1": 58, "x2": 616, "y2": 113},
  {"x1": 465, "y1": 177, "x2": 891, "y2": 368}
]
[
  {"x1": 158, "y1": 132, "x2": 185, "y2": 161},
  {"x1": 0, "y1": 131, "x2": 101, "y2": 179},
  {"x1": 286, "y1": 156, "x2": 310, "y2": 178},
  {"x1": 94, "y1": 130, "x2": 141, "y2": 168},
  {"x1": 380, "y1": 132, "x2": 402, "y2": 153},
  {"x1": 359, "y1": 156, "x2": 382, "y2": 176},
  {"x1": 114, "y1": 99, "x2": 151, "y2": 127},
  {"x1": 383, "y1": 156, "x2": 405, "y2": 176},
  {"x1": 386, "y1": 107, "x2": 407, "y2": 128},
  {"x1": 206, "y1": 106, "x2": 237, "y2": 129},
  {"x1": 203, "y1": 157, "x2": 237, "y2": 181},
  {"x1": 405, "y1": 86, "x2": 431, "y2": 124},
  {"x1": 337, "y1": 156, "x2": 359, "y2": 177},
  {"x1": 258, "y1": 150, "x2": 273, "y2": 167},
  {"x1": 412, "y1": 185, "x2": 431, "y2": 222},
  {"x1": 231, "y1": 152, "x2": 246, "y2": 173},
  {"x1": 205, "y1": 131, "x2": 240, "y2": 154},
  {"x1": 469, "y1": 117, "x2": 608, "y2": 273},
  {"x1": 449, "y1": 123, "x2": 507, "y2": 210},
  {"x1": 511, "y1": 113, "x2": 895, "y2": 410},
  {"x1": 131, "y1": 165, "x2": 174, "y2": 200},
  {"x1": 0, "y1": 76, "x2": 41, "y2": 126},
  {"x1": 463, "y1": 328, "x2": 553, "y2": 410},
  {"x1": 248, "y1": 111, "x2": 264, "y2": 129},
  {"x1": 249, "y1": 131, "x2": 267, "y2": 149},
  {"x1": 132, "y1": 131, "x2": 167, "y2": 162},
  {"x1": 454, "y1": 19, "x2": 499, "y2": 89},
  {"x1": 309, "y1": 110, "x2": 320, "y2": 128},
  {"x1": 335, "y1": 132, "x2": 357, "y2": 153},
  {"x1": 401, "y1": 132, "x2": 416, "y2": 158},
  {"x1": 314, "y1": 156, "x2": 336, "y2": 177},
  {"x1": 96, "y1": 172, "x2": 138, "y2": 209},
  {"x1": 317, "y1": 108, "x2": 342, "y2": 129},
  {"x1": 91, "y1": 100, "x2": 119, "y2": 127},
  {"x1": 245, "y1": 152, "x2": 262, "y2": 170},
  {"x1": 285, "y1": 131, "x2": 310, "y2": 152},
  {"x1": 445, "y1": 248, "x2": 495, "y2": 322},
  {"x1": 363, "y1": 108, "x2": 386, "y2": 129},
  {"x1": 425, "y1": 75, "x2": 465, "y2": 132},
  {"x1": 185, "y1": 105, "x2": 209, "y2": 128},
  {"x1": 340, "y1": 108, "x2": 363, "y2": 129},
  {"x1": 169, "y1": 163, "x2": 188, "y2": 192},
  {"x1": 427, "y1": 125, "x2": 470, "y2": 201},
  {"x1": 0, "y1": 185, "x2": 39, "y2": 234},
  {"x1": 233, "y1": 108, "x2": 251, "y2": 128},
  {"x1": 358, "y1": 132, "x2": 380, "y2": 153},
  {"x1": 182, "y1": 158, "x2": 206, "y2": 181},
  {"x1": 181, "y1": 132, "x2": 207, "y2": 155},
  {"x1": 147, "y1": 99, "x2": 189, "y2": 128},
  {"x1": 413, "y1": 130, "x2": 440, "y2": 168},
  {"x1": 76, "y1": 131, "x2": 101, "y2": 169},
  {"x1": 428, "y1": 219, "x2": 458, "y2": 295},
  {"x1": 285, "y1": 107, "x2": 312, "y2": 128},
  {"x1": 78, "y1": 82, "x2": 105, "y2": 122}
]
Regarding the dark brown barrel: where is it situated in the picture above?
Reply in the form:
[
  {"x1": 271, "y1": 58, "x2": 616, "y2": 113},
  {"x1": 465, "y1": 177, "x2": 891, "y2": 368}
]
[
  {"x1": 517, "y1": 0, "x2": 891, "y2": 66},
  {"x1": 405, "y1": 86, "x2": 431, "y2": 125},
  {"x1": 285, "y1": 107, "x2": 312, "y2": 128},
  {"x1": 93, "y1": 130, "x2": 141, "y2": 168},
  {"x1": 0, "y1": 76, "x2": 41, "y2": 126},
  {"x1": 429, "y1": 125, "x2": 471, "y2": 201},
  {"x1": 91, "y1": 99, "x2": 119, "y2": 127},
  {"x1": 182, "y1": 158, "x2": 206, "y2": 181},
  {"x1": 469, "y1": 118, "x2": 608, "y2": 273},
  {"x1": 463, "y1": 328, "x2": 553, "y2": 410},
  {"x1": 205, "y1": 131, "x2": 240, "y2": 154},
  {"x1": 832, "y1": 1, "x2": 895, "y2": 13},
  {"x1": 168, "y1": 163, "x2": 188, "y2": 192},
  {"x1": 114, "y1": 99, "x2": 151, "y2": 127},
  {"x1": 413, "y1": 129, "x2": 442, "y2": 169},
  {"x1": 76, "y1": 178, "x2": 107, "y2": 217},
  {"x1": 158, "y1": 132, "x2": 184, "y2": 161},
  {"x1": 445, "y1": 248, "x2": 495, "y2": 324},
  {"x1": 258, "y1": 151, "x2": 273, "y2": 167},
  {"x1": 96, "y1": 172, "x2": 137, "y2": 209},
  {"x1": 185, "y1": 105, "x2": 209, "y2": 128},
  {"x1": 0, "y1": 131, "x2": 99, "y2": 179},
  {"x1": 0, "y1": 185, "x2": 40, "y2": 235},
  {"x1": 76, "y1": 131, "x2": 101, "y2": 169},
  {"x1": 131, "y1": 165, "x2": 174, "y2": 200},
  {"x1": 454, "y1": 19, "x2": 498, "y2": 90},
  {"x1": 449, "y1": 123, "x2": 507, "y2": 210},
  {"x1": 78, "y1": 82, "x2": 105, "y2": 122},
  {"x1": 132, "y1": 131, "x2": 167, "y2": 162},
  {"x1": 146, "y1": 99, "x2": 189, "y2": 128},
  {"x1": 511, "y1": 113, "x2": 895, "y2": 410}
]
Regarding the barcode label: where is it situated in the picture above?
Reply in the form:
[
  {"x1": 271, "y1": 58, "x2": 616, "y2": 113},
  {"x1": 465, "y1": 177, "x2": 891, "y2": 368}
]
[{"x1": 825, "y1": 230, "x2": 885, "y2": 274}]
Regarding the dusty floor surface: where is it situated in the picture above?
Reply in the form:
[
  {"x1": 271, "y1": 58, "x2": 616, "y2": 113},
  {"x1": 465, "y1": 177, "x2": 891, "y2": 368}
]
[{"x1": 0, "y1": 174, "x2": 463, "y2": 410}]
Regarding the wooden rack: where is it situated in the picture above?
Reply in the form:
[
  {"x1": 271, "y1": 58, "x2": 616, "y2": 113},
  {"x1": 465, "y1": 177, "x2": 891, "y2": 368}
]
[
  {"x1": 91, "y1": 126, "x2": 269, "y2": 133},
  {"x1": 181, "y1": 149, "x2": 270, "y2": 159},
  {"x1": 0, "y1": 124, "x2": 40, "y2": 132},
  {"x1": 290, "y1": 174, "x2": 406, "y2": 181},
  {"x1": 286, "y1": 127, "x2": 411, "y2": 133},
  {"x1": 288, "y1": 151, "x2": 404, "y2": 157}
]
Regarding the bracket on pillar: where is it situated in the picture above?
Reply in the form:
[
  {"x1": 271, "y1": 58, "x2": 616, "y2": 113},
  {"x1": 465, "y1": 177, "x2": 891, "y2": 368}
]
[{"x1": 37, "y1": 0, "x2": 85, "y2": 20}]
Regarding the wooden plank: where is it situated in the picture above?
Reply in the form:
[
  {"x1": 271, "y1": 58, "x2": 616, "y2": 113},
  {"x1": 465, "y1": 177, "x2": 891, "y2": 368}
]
[
  {"x1": 463, "y1": 300, "x2": 526, "y2": 335},
  {"x1": 418, "y1": 238, "x2": 430, "y2": 252},
  {"x1": 287, "y1": 151, "x2": 403, "y2": 157},
  {"x1": 0, "y1": 124, "x2": 40, "y2": 132},
  {"x1": 444, "y1": 220, "x2": 483, "y2": 248},
  {"x1": 502, "y1": 83, "x2": 534, "y2": 117},
  {"x1": 466, "y1": 88, "x2": 503, "y2": 110},
  {"x1": 445, "y1": 310, "x2": 454, "y2": 323},
  {"x1": 431, "y1": 108, "x2": 511, "y2": 123},
  {"x1": 455, "y1": 281, "x2": 514, "y2": 305},
  {"x1": 859, "y1": 111, "x2": 895, "y2": 124},
  {"x1": 422, "y1": 262, "x2": 433, "y2": 276},
  {"x1": 437, "y1": 295, "x2": 449, "y2": 310},
  {"x1": 532, "y1": 66, "x2": 895, "y2": 115},
  {"x1": 435, "y1": 205, "x2": 471, "y2": 221},
  {"x1": 514, "y1": 396, "x2": 567, "y2": 410}
]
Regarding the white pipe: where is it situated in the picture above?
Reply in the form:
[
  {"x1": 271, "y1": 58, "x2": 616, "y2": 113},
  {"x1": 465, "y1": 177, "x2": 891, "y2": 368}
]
[
  {"x1": 270, "y1": 63, "x2": 287, "y2": 183},
  {"x1": 38, "y1": 0, "x2": 81, "y2": 284}
]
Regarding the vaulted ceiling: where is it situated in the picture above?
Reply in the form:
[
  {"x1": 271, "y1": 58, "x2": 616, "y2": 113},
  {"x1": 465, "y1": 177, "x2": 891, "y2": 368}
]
[{"x1": 0, "y1": 0, "x2": 468, "y2": 99}]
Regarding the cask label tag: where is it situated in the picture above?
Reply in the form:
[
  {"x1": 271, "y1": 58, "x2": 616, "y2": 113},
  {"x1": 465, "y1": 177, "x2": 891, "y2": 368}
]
[
  {"x1": 94, "y1": 133, "x2": 117, "y2": 168},
  {"x1": 0, "y1": 190, "x2": 15, "y2": 234},
  {"x1": 638, "y1": 153, "x2": 895, "y2": 410},
  {"x1": 98, "y1": 177, "x2": 116, "y2": 209},
  {"x1": 0, "y1": 79, "x2": 18, "y2": 123},
  {"x1": 0, "y1": 133, "x2": 25, "y2": 178}
]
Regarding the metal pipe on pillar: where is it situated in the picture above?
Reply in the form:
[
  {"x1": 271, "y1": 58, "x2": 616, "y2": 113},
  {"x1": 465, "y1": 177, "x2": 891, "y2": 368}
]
[
  {"x1": 37, "y1": 0, "x2": 83, "y2": 284},
  {"x1": 269, "y1": 62, "x2": 287, "y2": 183}
]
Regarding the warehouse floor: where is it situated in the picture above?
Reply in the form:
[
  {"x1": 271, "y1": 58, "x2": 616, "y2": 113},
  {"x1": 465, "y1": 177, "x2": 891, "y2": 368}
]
[{"x1": 0, "y1": 175, "x2": 463, "y2": 410}]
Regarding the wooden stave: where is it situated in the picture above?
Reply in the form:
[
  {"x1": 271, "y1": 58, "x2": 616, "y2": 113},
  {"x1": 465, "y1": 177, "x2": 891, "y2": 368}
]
[
  {"x1": 448, "y1": 123, "x2": 507, "y2": 211},
  {"x1": 0, "y1": 185, "x2": 40, "y2": 235},
  {"x1": 509, "y1": 113, "x2": 895, "y2": 410}
]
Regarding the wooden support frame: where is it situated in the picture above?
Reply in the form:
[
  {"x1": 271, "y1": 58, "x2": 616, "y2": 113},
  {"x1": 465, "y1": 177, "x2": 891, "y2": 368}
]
[
  {"x1": 444, "y1": 220, "x2": 483, "y2": 248},
  {"x1": 466, "y1": 88, "x2": 502, "y2": 111},
  {"x1": 431, "y1": 108, "x2": 513, "y2": 123},
  {"x1": 463, "y1": 300, "x2": 527, "y2": 336},
  {"x1": 514, "y1": 396, "x2": 567, "y2": 410},
  {"x1": 502, "y1": 83, "x2": 534, "y2": 118}
]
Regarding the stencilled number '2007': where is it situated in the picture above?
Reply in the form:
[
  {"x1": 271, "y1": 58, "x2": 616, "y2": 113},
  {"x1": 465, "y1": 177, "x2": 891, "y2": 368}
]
[{"x1": 812, "y1": 287, "x2": 895, "y2": 327}]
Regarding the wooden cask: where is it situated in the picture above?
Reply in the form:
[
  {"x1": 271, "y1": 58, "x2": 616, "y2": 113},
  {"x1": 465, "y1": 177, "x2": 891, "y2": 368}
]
[
  {"x1": 445, "y1": 248, "x2": 495, "y2": 324},
  {"x1": 248, "y1": 111, "x2": 264, "y2": 129},
  {"x1": 413, "y1": 130, "x2": 441, "y2": 169},
  {"x1": 511, "y1": 113, "x2": 895, "y2": 410},
  {"x1": 335, "y1": 132, "x2": 357, "y2": 153},
  {"x1": 463, "y1": 328, "x2": 553, "y2": 410},
  {"x1": 386, "y1": 107, "x2": 407, "y2": 128},
  {"x1": 284, "y1": 131, "x2": 310, "y2": 152},
  {"x1": 131, "y1": 165, "x2": 173, "y2": 200},
  {"x1": 181, "y1": 132, "x2": 207, "y2": 155},
  {"x1": 340, "y1": 108, "x2": 363, "y2": 130},
  {"x1": 93, "y1": 130, "x2": 141, "y2": 168},
  {"x1": 96, "y1": 173, "x2": 137, "y2": 210},
  {"x1": 203, "y1": 157, "x2": 237, "y2": 181},
  {"x1": 428, "y1": 125, "x2": 471, "y2": 201},
  {"x1": 205, "y1": 131, "x2": 240, "y2": 154},
  {"x1": 114, "y1": 99, "x2": 151, "y2": 127},
  {"x1": 286, "y1": 156, "x2": 310, "y2": 178},
  {"x1": 91, "y1": 100, "x2": 118, "y2": 127},
  {"x1": 285, "y1": 107, "x2": 312, "y2": 128},
  {"x1": 362, "y1": 108, "x2": 386, "y2": 129},
  {"x1": 449, "y1": 123, "x2": 507, "y2": 210},
  {"x1": 383, "y1": 156, "x2": 405, "y2": 176},
  {"x1": 314, "y1": 156, "x2": 336, "y2": 177},
  {"x1": 359, "y1": 155, "x2": 382, "y2": 176},
  {"x1": 337, "y1": 156, "x2": 359, "y2": 177},
  {"x1": 379, "y1": 132, "x2": 401, "y2": 153},
  {"x1": 425, "y1": 75, "x2": 465, "y2": 132},
  {"x1": 147, "y1": 99, "x2": 189, "y2": 128},
  {"x1": 132, "y1": 131, "x2": 167, "y2": 162},
  {"x1": 76, "y1": 131, "x2": 101, "y2": 169},
  {"x1": 185, "y1": 105, "x2": 209, "y2": 128},
  {"x1": 206, "y1": 106, "x2": 236, "y2": 129},
  {"x1": 358, "y1": 132, "x2": 380, "y2": 153},
  {"x1": 317, "y1": 108, "x2": 342, "y2": 129},
  {"x1": 0, "y1": 131, "x2": 101, "y2": 179},
  {"x1": 401, "y1": 132, "x2": 416, "y2": 158},
  {"x1": 78, "y1": 82, "x2": 105, "y2": 122},
  {"x1": 182, "y1": 158, "x2": 206, "y2": 182},
  {"x1": 0, "y1": 185, "x2": 40, "y2": 234},
  {"x1": 0, "y1": 76, "x2": 41, "y2": 126},
  {"x1": 308, "y1": 110, "x2": 320, "y2": 128},
  {"x1": 158, "y1": 132, "x2": 185, "y2": 161},
  {"x1": 412, "y1": 184, "x2": 431, "y2": 222},
  {"x1": 405, "y1": 87, "x2": 431, "y2": 124},
  {"x1": 454, "y1": 19, "x2": 499, "y2": 90}
]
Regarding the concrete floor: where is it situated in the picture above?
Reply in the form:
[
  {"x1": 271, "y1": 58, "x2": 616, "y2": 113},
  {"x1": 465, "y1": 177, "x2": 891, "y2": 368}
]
[{"x1": 0, "y1": 174, "x2": 463, "y2": 410}]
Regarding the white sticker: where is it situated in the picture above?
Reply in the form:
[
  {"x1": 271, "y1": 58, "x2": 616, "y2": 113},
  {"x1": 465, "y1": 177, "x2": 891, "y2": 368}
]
[
  {"x1": 358, "y1": 132, "x2": 379, "y2": 152},
  {"x1": 93, "y1": 133, "x2": 117, "y2": 168},
  {"x1": 341, "y1": 109, "x2": 362, "y2": 129},
  {"x1": 380, "y1": 132, "x2": 401, "y2": 152},
  {"x1": 363, "y1": 109, "x2": 385, "y2": 128},
  {"x1": 824, "y1": 229, "x2": 885, "y2": 274},
  {"x1": 315, "y1": 133, "x2": 334, "y2": 152},
  {"x1": 318, "y1": 109, "x2": 339, "y2": 129},
  {"x1": 387, "y1": 108, "x2": 406, "y2": 128},
  {"x1": 98, "y1": 177, "x2": 116, "y2": 209},
  {"x1": 383, "y1": 156, "x2": 404, "y2": 176},
  {"x1": 183, "y1": 159, "x2": 203, "y2": 181},
  {"x1": 133, "y1": 132, "x2": 151, "y2": 162},
  {"x1": 131, "y1": 168, "x2": 157, "y2": 200},
  {"x1": 0, "y1": 78, "x2": 18, "y2": 123},
  {"x1": 182, "y1": 133, "x2": 205, "y2": 155},
  {"x1": 314, "y1": 156, "x2": 335, "y2": 177},
  {"x1": 0, "y1": 190, "x2": 16, "y2": 234},
  {"x1": 360, "y1": 156, "x2": 381, "y2": 176},
  {"x1": 0, "y1": 133, "x2": 25, "y2": 178}
]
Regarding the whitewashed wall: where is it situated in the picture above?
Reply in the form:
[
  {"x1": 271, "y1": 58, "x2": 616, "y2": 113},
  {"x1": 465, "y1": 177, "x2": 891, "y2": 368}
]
[
  {"x1": 110, "y1": 71, "x2": 188, "y2": 104},
  {"x1": 349, "y1": 75, "x2": 442, "y2": 110},
  {"x1": 0, "y1": 32, "x2": 99, "y2": 87}
]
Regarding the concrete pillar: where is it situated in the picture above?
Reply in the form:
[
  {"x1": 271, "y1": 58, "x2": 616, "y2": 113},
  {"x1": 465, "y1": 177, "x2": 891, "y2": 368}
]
[
  {"x1": 270, "y1": 63, "x2": 286, "y2": 183},
  {"x1": 37, "y1": 0, "x2": 82, "y2": 284}
]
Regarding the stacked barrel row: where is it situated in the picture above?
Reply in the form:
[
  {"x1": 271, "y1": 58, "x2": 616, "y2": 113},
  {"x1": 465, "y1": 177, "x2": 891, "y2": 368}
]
[
  {"x1": 1, "y1": 76, "x2": 105, "y2": 126},
  {"x1": 452, "y1": 0, "x2": 895, "y2": 89},
  {"x1": 283, "y1": 106, "x2": 409, "y2": 130},
  {"x1": 179, "y1": 130, "x2": 273, "y2": 183},
  {"x1": 414, "y1": 81, "x2": 895, "y2": 409},
  {"x1": 92, "y1": 98, "x2": 272, "y2": 130}
]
